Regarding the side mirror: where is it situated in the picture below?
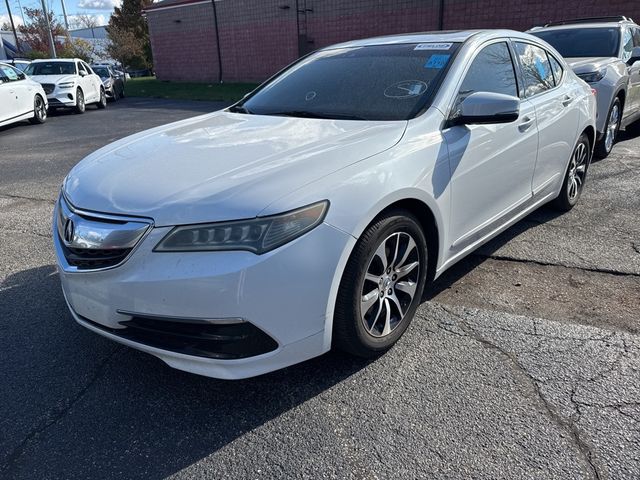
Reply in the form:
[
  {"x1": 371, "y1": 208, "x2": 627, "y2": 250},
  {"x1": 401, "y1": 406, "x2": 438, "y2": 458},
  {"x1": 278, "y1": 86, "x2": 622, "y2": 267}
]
[
  {"x1": 453, "y1": 91, "x2": 520, "y2": 126},
  {"x1": 628, "y1": 46, "x2": 640, "y2": 66},
  {"x1": 79, "y1": 71, "x2": 86, "y2": 77}
]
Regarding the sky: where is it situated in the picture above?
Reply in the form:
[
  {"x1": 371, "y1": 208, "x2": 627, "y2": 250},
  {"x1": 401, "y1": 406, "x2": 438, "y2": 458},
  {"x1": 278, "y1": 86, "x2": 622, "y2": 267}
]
[{"x1": 1, "y1": 0, "x2": 120, "y2": 29}]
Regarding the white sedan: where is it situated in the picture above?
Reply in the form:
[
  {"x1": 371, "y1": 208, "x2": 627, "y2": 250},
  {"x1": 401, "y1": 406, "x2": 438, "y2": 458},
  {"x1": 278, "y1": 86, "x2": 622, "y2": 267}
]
[
  {"x1": 24, "y1": 58, "x2": 106, "y2": 113},
  {"x1": 0, "y1": 62, "x2": 48, "y2": 128},
  {"x1": 54, "y1": 30, "x2": 596, "y2": 379}
]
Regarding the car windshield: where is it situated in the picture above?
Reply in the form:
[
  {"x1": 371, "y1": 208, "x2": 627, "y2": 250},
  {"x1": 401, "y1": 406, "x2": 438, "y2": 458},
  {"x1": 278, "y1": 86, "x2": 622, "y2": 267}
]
[
  {"x1": 531, "y1": 27, "x2": 621, "y2": 58},
  {"x1": 93, "y1": 67, "x2": 110, "y2": 77},
  {"x1": 25, "y1": 61, "x2": 77, "y2": 75},
  {"x1": 239, "y1": 43, "x2": 460, "y2": 121}
]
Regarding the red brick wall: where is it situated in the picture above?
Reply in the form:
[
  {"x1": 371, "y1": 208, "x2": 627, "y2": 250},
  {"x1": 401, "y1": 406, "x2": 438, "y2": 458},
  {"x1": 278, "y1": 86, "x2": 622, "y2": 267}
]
[{"x1": 146, "y1": 0, "x2": 640, "y2": 83}]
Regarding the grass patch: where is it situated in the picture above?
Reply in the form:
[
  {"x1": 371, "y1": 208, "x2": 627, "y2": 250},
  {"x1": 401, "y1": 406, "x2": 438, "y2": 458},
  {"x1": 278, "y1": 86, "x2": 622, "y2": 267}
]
[{"x1": 125, "y1": 77, "x2": 258, "y2": 102}]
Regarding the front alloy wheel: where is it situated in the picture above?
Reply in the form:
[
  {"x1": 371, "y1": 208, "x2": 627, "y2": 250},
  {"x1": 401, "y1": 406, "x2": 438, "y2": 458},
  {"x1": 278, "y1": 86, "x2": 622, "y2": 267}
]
[
  {"x1": 97, "y1": 88, "x2": 107, "y2": 109},
  {"x1": 75, "y1": 89, "x2": 85, "y2": 114},
  {"x1": 333, "y1": 210, "x2": 428, "y2": 357}
]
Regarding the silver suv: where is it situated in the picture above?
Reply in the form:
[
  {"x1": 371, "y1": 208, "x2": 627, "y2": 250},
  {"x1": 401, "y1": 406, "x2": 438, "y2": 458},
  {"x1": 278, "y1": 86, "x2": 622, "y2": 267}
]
[{"x1": 530, "y1": 16, "x2": 640, "y2": 158}]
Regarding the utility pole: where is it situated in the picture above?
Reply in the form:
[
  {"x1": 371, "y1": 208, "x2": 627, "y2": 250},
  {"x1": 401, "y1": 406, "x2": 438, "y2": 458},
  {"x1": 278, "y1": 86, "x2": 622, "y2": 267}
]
[
  {"x1": 60, "y1": 0, "x2": 70, "y2": 31},
  {"x1": 40, "y1": 0, "x2": 56, "y2": 58},
  {"x1": 3, "y1": 0, "x2": 21, "y2": 54}
]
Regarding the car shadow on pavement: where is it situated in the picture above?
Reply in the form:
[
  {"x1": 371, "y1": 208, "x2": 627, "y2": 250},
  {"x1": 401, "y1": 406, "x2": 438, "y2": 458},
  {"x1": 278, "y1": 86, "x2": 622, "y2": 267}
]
[
  {"x1": 424, "y1": 206, "x2": 564, "y2": 300},
  {"x1": 0, "y1": 264, "x2": 372, "y2": 479}
]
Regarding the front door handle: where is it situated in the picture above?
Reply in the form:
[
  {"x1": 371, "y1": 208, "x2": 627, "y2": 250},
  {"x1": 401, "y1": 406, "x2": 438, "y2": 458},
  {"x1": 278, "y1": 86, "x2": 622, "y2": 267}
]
[
  {"x1": 518, "y1": 116, "x2": 535, "y2": 132},
  {"x1": 561, "y1": 95, "x2": 574, "y2": 107}
]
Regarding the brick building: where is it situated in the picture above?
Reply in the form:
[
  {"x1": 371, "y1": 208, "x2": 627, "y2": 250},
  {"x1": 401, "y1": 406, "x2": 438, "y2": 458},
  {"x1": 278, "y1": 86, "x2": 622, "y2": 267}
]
[{"x1": 144, "y1": 0, "x2": 640, "y2": 83}]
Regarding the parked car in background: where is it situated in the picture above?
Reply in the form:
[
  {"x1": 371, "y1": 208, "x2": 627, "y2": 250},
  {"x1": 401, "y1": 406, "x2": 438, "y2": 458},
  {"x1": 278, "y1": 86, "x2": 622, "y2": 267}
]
[
  {"x1": 53, "y1": 30, "x2": 596, "y2": 379},
  {"x1": 24, "y1": 58, "x2": 107, "y2": 113},
  {"x1": 91, "y1": 64, "x2": 125, "y2": 100},
  {"x1": 530, "y1": 16, "x2": 640, "y2": 158},
  {"x1": 7, "y1": 59, "x2": 31, "y2": 72},
  {"x1": 0, "y1": 62, "x2": 47, "y2": 128}
]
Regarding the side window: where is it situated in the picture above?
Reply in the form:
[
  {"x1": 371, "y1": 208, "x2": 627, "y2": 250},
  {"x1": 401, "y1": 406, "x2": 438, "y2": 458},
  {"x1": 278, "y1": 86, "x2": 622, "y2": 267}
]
[
  {"x1": 622, "y1": 28, "x2": 633, "y2": 62},
  {"x1": 456, "y1": 42, "x2": 518, "y2": 108},
  {"x1": 0, "y1": 65, "x2": 20, "y2": 82},
  {"x1": 514, "y1": 42, "x2": 555, "y2": 97},
  {"x1": 633, "y1": 27, "x2": 640, "y2": 47},
  {"x1": 548, "y1": 53, "x2": 564, "y2": 86},
  {"x1": 78, "y1": 62, "x2": 87, "y2": 75},
  {"x1": 82, "y1": 62, "x2": 93, "y2": 74}
]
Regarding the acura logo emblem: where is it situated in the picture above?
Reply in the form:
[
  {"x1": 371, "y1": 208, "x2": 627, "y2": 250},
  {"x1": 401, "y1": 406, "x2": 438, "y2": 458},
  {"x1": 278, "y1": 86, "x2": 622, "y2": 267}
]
[{"x1": 64, "y1": 219, "x2": 75, "y2": 243}]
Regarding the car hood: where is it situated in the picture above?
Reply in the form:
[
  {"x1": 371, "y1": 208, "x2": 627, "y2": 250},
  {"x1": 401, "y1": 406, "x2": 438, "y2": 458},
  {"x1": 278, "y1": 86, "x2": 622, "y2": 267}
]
[
  {"x1": 565, "y1": 57, "x2": 618, "y2": 74},
  {"x1": 63, "y1": 111, "x2": 407, "y2": 226},
  {"x1": 29, "y1": 74, "x2": 76, "y2": 85}
]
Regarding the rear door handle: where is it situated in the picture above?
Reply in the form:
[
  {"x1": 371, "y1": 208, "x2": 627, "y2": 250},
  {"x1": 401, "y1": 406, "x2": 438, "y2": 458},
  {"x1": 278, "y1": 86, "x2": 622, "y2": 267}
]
[
  {"x1": 518, "y1": 116, "x2": 535, "y2": 132},
  {"x1": 561, "y1": 95, "x2": 574, "y2": 107}
]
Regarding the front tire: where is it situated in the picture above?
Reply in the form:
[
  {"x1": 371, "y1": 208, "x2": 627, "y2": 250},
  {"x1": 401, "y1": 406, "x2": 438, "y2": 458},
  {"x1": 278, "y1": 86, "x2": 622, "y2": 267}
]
[
  {"x1": 75, "y1": 88, "x2": 85, "y2": 114},
  {"x1": 29, "y1": 95, "x2": 47, "y2": 124},
  {"x1": 595, "y1": 97, "x2": 621, "y2": 159},
  {"x1": 333, "y1": 210, "x2": 428, "y2": 358},
  {"x1": 551, "y1": 133, "x2": 591, "y2": 211}
]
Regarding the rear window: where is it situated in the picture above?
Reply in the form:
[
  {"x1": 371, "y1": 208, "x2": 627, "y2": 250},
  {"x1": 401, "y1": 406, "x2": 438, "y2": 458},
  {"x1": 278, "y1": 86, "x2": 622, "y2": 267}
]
[
  {"x1": 531, "y1": 28, "x2": 620, "y2": 58},
  {"x1": 241, "y1": 43, "x2": 461, "y2": 121}
]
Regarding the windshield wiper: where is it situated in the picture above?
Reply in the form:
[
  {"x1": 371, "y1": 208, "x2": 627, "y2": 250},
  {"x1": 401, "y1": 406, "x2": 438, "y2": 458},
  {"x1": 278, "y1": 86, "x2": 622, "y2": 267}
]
[
  {"x1": 267, "y1": 110, "x2": 367, "y2": 121},
  {"x1": 228, "y1": 104, "x2": 253, "y2": 114}
]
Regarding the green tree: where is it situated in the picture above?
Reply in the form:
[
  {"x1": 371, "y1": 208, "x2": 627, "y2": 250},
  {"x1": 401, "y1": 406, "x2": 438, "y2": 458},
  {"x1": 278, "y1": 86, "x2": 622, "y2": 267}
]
[{"x1": 106, "y1": 0, "x2": 153, "y2": 70}]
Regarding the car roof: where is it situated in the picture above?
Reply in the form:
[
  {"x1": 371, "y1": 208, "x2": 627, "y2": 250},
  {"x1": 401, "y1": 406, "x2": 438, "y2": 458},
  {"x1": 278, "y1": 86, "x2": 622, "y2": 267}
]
[
  {"x1": 530, "y1": 19, "x2": 637, "y2": 32},
  {"x1": 322, "y1": 29, "x2": 542, "y2": 50},
  {"x1": 31, "y1": 58, "x2": 81, "y2": 63}
]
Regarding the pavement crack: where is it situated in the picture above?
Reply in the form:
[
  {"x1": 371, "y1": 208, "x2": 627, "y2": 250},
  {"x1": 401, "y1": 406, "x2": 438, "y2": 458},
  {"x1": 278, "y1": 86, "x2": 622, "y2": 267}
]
[
  {"x1": 440, "y1": 305, "x2": 602, "y2": 480},
  {"x1": 475, "y1": 253, "x2": 640, "y2": 278},
  {"x1": 0, "y1": 346, "x2": 121, "y2": 475},
  {"x1": 0, "y1": 193, "x2": 56, "y2": 204}
]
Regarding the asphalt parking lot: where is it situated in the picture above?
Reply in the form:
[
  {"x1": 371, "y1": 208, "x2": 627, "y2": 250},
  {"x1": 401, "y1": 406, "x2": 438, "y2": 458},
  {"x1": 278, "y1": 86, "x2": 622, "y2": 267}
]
[{"x1": 1, "y1": 98, "x2": 639, "y2": 479}]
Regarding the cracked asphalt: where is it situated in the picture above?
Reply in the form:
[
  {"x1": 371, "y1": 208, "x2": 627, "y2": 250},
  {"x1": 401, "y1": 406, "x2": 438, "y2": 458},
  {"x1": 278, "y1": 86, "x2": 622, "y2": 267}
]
[{"x1": 1, "y1": 98, "x2": 639, "y2": 479}]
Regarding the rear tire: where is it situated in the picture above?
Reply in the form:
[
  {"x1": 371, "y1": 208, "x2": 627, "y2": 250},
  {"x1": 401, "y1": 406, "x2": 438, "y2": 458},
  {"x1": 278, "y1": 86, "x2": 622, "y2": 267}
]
[
  {"x1": 96, "y1": 88, "x2": 107, "y2": 109},
  {"x1": 29, "y1": 95, "x2": 47, "y2": 124},
  {"x1": 551, "y1": 133, "x2": 591, "y2": 211},
  {"x1": 595, "y1": 97, "x2": 621, "y2": 159},
  {"x1": 333, "y1": 210, "x2": 428, "y2": 358}
]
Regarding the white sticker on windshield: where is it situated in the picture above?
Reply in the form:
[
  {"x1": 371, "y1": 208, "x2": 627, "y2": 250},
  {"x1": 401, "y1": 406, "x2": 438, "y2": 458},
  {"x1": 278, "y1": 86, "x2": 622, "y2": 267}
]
[{"x1": 414, "y1": 43, "x2": 452, "y2": 51}]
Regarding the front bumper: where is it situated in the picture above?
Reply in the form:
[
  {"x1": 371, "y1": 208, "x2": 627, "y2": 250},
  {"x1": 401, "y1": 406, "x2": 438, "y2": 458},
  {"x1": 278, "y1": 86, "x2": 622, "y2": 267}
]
[
  {"x1": 53, "y1": 201, "x2": 355, "y2": 379},
  {"x1": 47, "y1": 89, "x2": 77, "y2": 108}
]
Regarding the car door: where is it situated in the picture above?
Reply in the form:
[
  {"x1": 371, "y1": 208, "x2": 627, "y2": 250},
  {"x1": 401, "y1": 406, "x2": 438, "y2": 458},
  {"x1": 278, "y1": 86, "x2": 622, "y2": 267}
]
[
  {"x1": 513, "y1": 41, "x2": 580, "y2": 194},
  {"x1": 0, "y1": 68, "x2": 13, "y2": 122},
  {"x1": 77, "y1": 61, "x2": 96, "y2": 102},
  {"x1": 83, "y1": 62, "x2": 101, "y2": 101},
  {"x1": 625, "y1": 27, "x2": 640, "y2": 118},
  {"x1": 6, "y1": 65, "x2": 33, "y2": 114},
  {"x1": 0, "y1": 65, "x2": 23, "y2": 119},
  {"x1": 442, "y1": 40, "x2": 539, "y2": 255}
]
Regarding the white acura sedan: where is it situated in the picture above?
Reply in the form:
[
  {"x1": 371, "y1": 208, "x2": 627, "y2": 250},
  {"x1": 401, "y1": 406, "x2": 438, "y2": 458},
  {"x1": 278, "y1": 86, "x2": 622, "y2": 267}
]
[
  {"x1": 0, "y1": 62, "x2": 48, "y2": 128},
  {"x1": 54, "y1": 30, "x2": 595, "y2": 379}
]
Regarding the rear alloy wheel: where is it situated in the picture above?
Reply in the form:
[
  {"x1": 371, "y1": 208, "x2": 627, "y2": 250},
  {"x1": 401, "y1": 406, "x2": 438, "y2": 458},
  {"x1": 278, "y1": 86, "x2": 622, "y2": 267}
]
[
  {"x1": 333, "y1": 210, "x2": 428, "y2": 357},
  {"x1": 29, "y1": 95, "x2": 47, "y2": 124},
  {"x1": 551, "y1": 133, "x2": 591, "y2": 211},
  {"x1": 595, "y1": 97, "x2": 621, "y2": 158},
  {"x1": 75, "y1": 88, "x2": 85, "y2": 114},
  {"x1": 97, "y1": 88, "x2": 107, "y2": 109}
]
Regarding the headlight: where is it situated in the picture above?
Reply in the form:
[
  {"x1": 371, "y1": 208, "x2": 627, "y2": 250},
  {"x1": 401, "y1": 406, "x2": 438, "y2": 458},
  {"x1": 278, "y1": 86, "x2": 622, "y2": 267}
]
[
  {"x1": 154, "y1": 200, "x2": 329, "y2": 254},
  {"x1": 577, "y1": 69, "x2": 605, "y2": 83},
  {"x1": 57, "y1": 81, "x2": 74, "y2": 88}
]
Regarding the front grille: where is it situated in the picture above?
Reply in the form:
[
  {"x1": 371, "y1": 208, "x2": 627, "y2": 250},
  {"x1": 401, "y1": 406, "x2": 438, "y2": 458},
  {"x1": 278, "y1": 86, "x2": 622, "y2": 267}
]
[
  {"x1": 41, "y1": 83, "x2": 55, "y2": 94},
  {"x1": 80, "y1": 315, "x2": 279, "y2": 360},
  {"x1": 60, "y1": 243, "x2": 132, "y2": 270}
]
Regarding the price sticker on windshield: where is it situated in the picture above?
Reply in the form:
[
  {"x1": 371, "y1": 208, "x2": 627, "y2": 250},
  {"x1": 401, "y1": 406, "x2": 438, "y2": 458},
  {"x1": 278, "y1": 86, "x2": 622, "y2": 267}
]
[{"x1": 414, "y1": 43, "x2": 452, "y2": 51}]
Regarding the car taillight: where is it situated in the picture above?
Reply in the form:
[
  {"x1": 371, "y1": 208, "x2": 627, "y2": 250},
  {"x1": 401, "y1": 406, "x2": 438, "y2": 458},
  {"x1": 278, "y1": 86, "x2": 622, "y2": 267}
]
[{"x1": 591, "y1": 88, "x2": 597, "y2": 96}]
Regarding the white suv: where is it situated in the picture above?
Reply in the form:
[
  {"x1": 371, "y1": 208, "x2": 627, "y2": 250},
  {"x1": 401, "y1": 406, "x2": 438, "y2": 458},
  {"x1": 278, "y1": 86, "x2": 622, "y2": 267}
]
[{"x1": 24, "y1": 58, "x2": 107, "y2": 113}]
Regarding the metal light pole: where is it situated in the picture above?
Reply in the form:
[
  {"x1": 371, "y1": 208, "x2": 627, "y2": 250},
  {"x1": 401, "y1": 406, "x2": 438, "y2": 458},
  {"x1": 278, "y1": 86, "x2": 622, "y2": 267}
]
[
  {"x1": 3, "y1": 0, "x2": 20, "y2": 54},
  {"x1": 210, "y1": 0, "x2": 222, "y2": 83},
  {"x1": 40, "y1": 0, "x2": 56, "y2": 58}
]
